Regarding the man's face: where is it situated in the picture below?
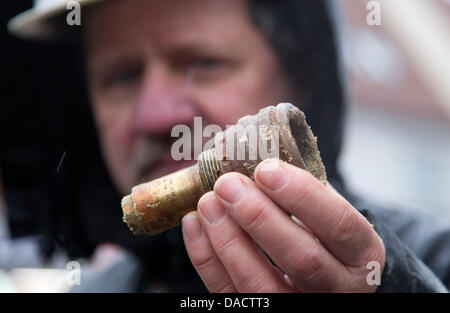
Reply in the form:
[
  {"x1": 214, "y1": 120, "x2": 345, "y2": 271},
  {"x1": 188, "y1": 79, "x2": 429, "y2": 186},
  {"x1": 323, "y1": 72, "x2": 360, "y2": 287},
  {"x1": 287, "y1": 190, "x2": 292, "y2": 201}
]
[{"x1": 84, "y1": 0, "x2": 296, "y2": 194}]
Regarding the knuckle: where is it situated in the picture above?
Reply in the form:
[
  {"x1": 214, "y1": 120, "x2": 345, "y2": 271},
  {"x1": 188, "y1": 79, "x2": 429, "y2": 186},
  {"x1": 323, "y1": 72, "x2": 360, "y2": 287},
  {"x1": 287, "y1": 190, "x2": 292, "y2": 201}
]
[
  {"x1": 192, "y1": 253, "x2": 218, "y2": 272},
  {"x1": 327, "y1": 201, "x2": 361, "y2": 246},
  {"x1": 213, "y1": 231, "x2": 241, "y2": 256},
  {"x1": 240, "y1": 273, "x2": 277, "y2": 293},
  {"x1": 238, "y1": 199, "x2": 271, "y2": 232},
  {"x1": 290, "y1": 175, "x2": 318, "y2": 210},
  {"x1": 214, "y1": 283, "x2": 236, "y2": 293},
  {"x1": 285, "y1": 241, "x2": 324, "y2": 281},
  {"x1": 348, "y1": 233, "x2": 386, "y2": 281},
  {"x1": 362, "y1": 231, "x2": 386, "y2": 266}
]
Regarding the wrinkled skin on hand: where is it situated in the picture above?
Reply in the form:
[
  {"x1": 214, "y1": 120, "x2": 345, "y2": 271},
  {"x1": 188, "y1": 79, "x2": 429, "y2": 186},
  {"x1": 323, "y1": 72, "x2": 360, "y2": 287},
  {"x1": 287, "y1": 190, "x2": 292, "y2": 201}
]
[{"x1": 182, "y1": 158, "x2": 386, "y2": 293}]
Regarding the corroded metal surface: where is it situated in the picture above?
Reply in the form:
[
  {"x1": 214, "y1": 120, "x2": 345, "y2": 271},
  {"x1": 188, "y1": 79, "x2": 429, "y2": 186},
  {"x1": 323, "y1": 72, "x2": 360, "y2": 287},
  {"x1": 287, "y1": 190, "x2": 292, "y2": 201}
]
[{"x1": 122, "y1": 103, "x2": 327, "y2": 235}]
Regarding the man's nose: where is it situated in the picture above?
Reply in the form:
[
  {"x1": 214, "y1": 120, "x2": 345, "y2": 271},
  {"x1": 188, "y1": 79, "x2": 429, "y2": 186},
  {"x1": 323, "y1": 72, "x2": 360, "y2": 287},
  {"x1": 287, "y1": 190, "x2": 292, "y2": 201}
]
[{"x1": 133, "y1": 64, "x2": 198, "y2": 136}]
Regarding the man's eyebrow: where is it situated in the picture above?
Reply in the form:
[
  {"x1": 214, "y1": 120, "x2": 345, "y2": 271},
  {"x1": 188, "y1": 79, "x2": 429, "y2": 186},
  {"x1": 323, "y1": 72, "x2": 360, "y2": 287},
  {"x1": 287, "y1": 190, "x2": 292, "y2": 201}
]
[
  {"x1": 87, "y1": 40, "x2": 235, "y2": 80},
  {"x1": 88, "y1": 55, "x2": 141, "y2": 80},
  {"x1": 163, "y1": 40, "x2": 232, "y2": 57}
]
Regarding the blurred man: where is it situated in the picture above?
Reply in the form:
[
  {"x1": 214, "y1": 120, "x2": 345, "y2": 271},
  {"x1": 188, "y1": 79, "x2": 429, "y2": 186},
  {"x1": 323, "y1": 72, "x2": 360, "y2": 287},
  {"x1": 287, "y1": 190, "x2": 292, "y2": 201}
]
[{"x1": 8, "y1": 0, "x2": 449, "y2": 292}]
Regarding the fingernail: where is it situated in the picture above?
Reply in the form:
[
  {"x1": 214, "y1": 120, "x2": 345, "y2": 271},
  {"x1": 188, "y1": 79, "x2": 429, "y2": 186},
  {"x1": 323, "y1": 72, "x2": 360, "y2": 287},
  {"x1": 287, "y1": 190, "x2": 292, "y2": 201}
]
[
  {"x1": 214, "y1": 174, "x2": 245, "y2": 205},
  {"x1": 198, "y1": 195, "x2": 225, "y2": 225},
  {"x1": 182, "y1": 213, "x2": 203, "y2": 241},
  {"x1": 255, "y1": 158, "x2": 287, "y2": 191}
]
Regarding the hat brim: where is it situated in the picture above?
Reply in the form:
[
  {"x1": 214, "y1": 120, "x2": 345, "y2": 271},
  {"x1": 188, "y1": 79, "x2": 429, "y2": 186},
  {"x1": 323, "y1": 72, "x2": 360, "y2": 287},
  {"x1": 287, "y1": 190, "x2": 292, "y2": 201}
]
[{"x1": 8, "y1": 0, "x2": 105, "y2": 41}]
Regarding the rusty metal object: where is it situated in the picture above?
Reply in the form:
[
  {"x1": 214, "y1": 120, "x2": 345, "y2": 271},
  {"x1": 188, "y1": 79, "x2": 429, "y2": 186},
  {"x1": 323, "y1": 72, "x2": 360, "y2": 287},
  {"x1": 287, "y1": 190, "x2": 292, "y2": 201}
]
[{"x1": 122, "y1": 103, "x2": 327, "y2": 235}]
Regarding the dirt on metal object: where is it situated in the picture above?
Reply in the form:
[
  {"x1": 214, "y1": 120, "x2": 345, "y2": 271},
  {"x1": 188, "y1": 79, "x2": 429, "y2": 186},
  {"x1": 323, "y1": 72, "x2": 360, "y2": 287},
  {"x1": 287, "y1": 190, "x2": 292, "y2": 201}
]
[{"x1": 122, "y1": 103, "x2": 327, "y2": 236}]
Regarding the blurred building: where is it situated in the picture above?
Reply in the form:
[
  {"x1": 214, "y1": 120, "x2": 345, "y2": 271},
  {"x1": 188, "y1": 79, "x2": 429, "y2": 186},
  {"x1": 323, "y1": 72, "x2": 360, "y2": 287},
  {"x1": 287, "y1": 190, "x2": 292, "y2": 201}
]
[{"x1": 338, "y1": 0, "x2": 450, "y2": 218}]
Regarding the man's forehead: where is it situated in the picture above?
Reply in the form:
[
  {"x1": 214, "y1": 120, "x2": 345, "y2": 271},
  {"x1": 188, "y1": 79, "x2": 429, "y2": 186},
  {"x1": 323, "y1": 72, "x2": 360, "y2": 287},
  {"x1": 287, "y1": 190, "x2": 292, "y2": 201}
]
[
  {"x1": 84, "y1": 0, "x2": 250, "y2": 47},
  {"x1": 83, "y1": 0, "x2": 253, "y2": 65}
]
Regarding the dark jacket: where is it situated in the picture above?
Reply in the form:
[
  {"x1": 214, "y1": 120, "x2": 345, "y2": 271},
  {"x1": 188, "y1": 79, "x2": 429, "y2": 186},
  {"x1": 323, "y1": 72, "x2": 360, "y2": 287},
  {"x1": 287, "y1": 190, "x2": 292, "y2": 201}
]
[{"x1": 344, "y1": 189, "x2": 449, "y2": 292}]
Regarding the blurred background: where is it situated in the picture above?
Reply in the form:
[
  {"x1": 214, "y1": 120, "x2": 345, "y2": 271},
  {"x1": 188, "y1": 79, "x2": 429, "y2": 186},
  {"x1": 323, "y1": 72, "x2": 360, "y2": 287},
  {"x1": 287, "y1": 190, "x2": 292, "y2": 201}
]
[
  {"x1": 1, "y1": 0, "x2": 449, "y2": 292},
  {"x1": 339, "y1": 0, "x2": 450, "y2": 218}
]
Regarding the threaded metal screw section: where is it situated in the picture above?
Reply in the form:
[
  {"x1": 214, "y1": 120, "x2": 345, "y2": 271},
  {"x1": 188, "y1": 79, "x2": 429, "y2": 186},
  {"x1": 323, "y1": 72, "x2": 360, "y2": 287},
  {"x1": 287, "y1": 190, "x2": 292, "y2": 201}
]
[{"x1": 198, "y1": 148, "x2": 223, "y2": 191}]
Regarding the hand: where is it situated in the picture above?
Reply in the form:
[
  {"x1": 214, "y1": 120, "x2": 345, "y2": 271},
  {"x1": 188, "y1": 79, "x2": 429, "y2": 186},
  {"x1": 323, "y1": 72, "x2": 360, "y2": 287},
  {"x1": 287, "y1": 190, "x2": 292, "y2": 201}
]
[{"x1": 182, "y1": 158, "x2": 385, "y2": 292}]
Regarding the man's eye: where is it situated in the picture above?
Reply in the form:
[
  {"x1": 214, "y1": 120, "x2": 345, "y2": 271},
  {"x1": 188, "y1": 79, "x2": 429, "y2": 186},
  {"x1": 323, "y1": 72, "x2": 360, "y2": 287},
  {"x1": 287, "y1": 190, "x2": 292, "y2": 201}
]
[
  {"x1": 184, "y1": 57, "x2": 230, "y2": 83},
  {"x1": 106, "y1": 67, "x2": 142, "y2": 88},
  {"x1": 192, "y1": 58, "x2": 222, "y2": 70}
]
